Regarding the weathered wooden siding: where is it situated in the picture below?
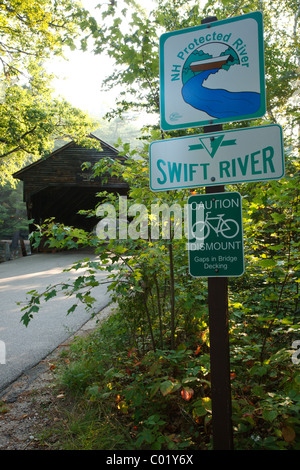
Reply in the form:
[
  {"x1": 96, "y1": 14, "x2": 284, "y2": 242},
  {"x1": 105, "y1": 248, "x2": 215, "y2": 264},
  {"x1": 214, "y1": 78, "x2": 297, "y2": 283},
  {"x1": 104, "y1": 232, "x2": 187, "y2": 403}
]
[
  {"x1": 13, "y1": 136, "x2": 129, "y2": 231},
  {"x1": 15, "y1": 139, "x2": 127, "y2": 202}
]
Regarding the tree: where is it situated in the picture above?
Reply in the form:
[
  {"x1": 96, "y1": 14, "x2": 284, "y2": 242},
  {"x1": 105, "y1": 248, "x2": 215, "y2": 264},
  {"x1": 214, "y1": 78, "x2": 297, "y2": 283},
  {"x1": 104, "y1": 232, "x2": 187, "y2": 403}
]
[
  {"x1": 0, "y1": 181, "x2": 28, "y2": 238},
  {"x1": 0, "y1": 0, "x2": 102, "y2": 78},
  {"x1": 93, "y1": 0, "x2": 300, "y2": 133},
  {"x1": 0, "y1": 62, "x2": 100, "y2": 185},
  {"x1": 19, "y1": 1, "x2": 300, "y2": 450},
  {"x1": 0, "y1": 0, "x2": 101, "y2": 184},
  {"x1": 21, "y1": 0, "x2": 300, "y2": 347}
]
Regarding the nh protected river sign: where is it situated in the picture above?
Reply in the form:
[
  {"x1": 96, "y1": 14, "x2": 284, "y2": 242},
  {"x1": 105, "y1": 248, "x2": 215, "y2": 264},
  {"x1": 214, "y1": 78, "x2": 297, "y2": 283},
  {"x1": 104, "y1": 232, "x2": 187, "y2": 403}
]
[
  {"x1": 149, "y1": 124, "x2": 284, "y2": 191},
  {"x1": 188, "y1": 192, "x2": 244, "y2": 277},
  {"x1": 159, "y1": 11, "x2": 266, "y2": 130}
]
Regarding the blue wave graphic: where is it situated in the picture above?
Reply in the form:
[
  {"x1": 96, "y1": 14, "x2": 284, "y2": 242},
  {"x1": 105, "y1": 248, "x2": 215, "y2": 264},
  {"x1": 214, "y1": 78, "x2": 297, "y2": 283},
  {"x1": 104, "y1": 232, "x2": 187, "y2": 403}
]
[{"x1": 182, "y1": 69, "x2": 261, "y2": 119}]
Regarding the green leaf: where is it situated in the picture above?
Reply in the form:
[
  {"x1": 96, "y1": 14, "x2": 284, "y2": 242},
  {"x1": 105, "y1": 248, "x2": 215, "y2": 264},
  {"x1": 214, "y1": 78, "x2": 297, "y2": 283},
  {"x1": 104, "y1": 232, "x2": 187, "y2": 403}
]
[
  {"x1": 74, "y1": 276, "x2": 85, "y2": 290},
  {"x1": 259, "y1": 259, "x2": 277, "y2": 268},
  {"x1": 44, "y1": 289, "x2": 57, "y2": 301},
  {"x1": 250, "y1": 365, "x2": 268, "y2": 377},
  {"x1": 67, "y1": 304, "x2": 77, "y2": 315},
  {"x1": 262, "y1": 409, "x2": 278, "y2": 422},
  {"x1": 193, "y1": 405, "x2": 207, "y2": 417},
  {"x1": 159, "y1": 380, "x2": 174, "y2": 396}
]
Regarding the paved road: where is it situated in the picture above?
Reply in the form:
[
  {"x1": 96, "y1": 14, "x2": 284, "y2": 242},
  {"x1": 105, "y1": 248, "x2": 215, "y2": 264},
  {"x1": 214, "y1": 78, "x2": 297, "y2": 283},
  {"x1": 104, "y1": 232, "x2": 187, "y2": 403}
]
[{"x1": 0, "y1": 249, "x2": 111, "y2": 394}]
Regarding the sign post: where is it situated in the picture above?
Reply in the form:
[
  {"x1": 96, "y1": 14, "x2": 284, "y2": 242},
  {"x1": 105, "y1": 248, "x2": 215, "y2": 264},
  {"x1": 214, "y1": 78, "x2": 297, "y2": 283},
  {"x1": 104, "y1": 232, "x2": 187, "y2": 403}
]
[
  {"x1": 199, "y1": 16, "x2": 234, "y2": 451},
  {"x1": 202, "y1": 121, "x2": 234, "y2": 450},
  {"x1": 206, "y1": 254, "x2": 233, "y2": 450},
  {"x1": 151, "y1": 11, "x2": 276, "y2": 450}
]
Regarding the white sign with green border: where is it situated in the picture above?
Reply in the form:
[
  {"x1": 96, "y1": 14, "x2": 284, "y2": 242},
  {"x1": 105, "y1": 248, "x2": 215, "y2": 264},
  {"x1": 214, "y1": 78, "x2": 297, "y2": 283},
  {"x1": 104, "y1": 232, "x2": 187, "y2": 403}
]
[
  {"x1": 149, "y1": 124, "x2": 284, "y2": 191},
  {"x1": 159, "y1": 12, "x2": 266, "y2": 130}
]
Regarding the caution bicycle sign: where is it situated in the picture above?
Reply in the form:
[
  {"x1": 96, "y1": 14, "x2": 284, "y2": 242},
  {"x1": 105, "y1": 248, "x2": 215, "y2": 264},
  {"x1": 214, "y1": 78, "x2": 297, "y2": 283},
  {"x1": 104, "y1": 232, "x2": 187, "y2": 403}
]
[{"x1": 187, "y1": 192, "x2": 244, "y2": 277}]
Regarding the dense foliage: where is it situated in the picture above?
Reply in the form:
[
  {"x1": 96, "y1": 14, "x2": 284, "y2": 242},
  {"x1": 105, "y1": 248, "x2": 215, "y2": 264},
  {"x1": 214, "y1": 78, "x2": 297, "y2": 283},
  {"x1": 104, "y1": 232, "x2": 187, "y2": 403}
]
[
  {"x1": 0, "y1": 0, "x2": 101, "y2": 185},
  {"x1": 0, "y1": 182, "x2": 28, "y2": 238},
  {"x1": 21, "y1": 147, "x2": 300, "y2": 449},
  {"x1": 18, "y1": 0, "x2": 299, "y2": 450}
]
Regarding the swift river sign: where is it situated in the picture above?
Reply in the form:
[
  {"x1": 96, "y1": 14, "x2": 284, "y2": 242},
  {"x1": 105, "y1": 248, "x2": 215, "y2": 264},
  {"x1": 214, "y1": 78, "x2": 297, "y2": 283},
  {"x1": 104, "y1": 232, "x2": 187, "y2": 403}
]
[
  {"x1": 187, "y1": 192, "x2": 244, "y2": 277},
  {"x1": 149, "y1": 124, "x2": 284, "y2": 191},
  {"x1": 159, "y1": 11, "x2": 266, "y2": 131}
]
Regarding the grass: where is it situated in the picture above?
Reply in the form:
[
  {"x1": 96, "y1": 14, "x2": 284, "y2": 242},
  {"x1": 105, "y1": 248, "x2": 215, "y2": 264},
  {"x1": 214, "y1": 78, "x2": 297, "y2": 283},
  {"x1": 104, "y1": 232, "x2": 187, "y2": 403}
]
[
  {"x1": 40, "y1": 305, "x2": 300, "y2": 451},
  {"x1": 0, "y1": 401, "x2": 10, "y2": 414}
]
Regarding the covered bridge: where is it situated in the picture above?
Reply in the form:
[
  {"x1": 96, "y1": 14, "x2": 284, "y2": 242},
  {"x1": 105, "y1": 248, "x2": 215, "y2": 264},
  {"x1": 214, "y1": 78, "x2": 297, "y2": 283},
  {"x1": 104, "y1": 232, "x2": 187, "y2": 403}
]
[{"x1": 13, "y1": 134, "x2": 129, "y2": 232}]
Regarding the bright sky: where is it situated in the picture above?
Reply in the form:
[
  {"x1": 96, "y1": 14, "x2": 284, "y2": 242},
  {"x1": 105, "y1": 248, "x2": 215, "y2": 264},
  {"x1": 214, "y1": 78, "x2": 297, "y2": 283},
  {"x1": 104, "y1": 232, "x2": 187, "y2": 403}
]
[
  {"x1": 47, "y1": 0, "x2": 155, "y2": 120},
  {"x1": 48, "y1": 49, "x2": 116, "y2": 119},
  {"x1": 47, "y1": 0, "x2": 116, "y2": 118}
]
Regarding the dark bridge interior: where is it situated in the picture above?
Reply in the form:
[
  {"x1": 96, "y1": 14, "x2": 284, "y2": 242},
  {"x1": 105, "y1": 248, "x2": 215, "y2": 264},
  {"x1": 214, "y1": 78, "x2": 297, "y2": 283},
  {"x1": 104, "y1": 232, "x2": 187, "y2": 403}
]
[{"x1": 13, "y1": 135, "x2": 129, "y2": 234}]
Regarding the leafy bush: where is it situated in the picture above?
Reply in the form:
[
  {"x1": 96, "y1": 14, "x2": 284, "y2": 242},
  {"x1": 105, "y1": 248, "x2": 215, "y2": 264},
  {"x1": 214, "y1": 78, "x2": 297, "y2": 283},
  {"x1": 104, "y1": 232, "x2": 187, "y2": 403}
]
[
  {"x1": 50, "y1": 298, "x2": 299, "y2": 450},
  {"x1": 20, "y1": 138, "x2": 300, "y2": 450}
]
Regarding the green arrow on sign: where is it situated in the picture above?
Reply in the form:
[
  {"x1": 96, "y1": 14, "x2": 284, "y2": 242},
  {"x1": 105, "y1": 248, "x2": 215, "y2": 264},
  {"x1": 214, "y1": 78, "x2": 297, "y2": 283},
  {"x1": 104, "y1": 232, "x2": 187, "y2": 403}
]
[{"x1": 188, "y1": 136, "x2": 236, "y2": 158}]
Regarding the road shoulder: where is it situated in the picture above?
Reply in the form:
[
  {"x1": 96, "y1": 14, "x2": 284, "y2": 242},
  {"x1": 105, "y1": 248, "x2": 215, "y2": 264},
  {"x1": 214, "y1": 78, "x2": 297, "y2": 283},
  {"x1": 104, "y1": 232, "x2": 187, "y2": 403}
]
[{"x1": 0, "y1": 303, "x2": 116, "y2": 450}]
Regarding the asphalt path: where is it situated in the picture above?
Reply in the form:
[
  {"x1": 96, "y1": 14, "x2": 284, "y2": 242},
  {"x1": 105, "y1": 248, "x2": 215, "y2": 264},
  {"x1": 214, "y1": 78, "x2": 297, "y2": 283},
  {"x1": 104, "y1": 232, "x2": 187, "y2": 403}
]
[{"x1": 0, "y1": 249, "x2": 112, "y2": 394}]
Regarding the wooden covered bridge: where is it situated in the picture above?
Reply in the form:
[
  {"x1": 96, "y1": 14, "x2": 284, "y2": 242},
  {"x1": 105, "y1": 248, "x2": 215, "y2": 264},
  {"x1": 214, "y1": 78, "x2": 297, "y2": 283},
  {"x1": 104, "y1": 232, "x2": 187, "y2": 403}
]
[{"x1": 13, "y1": 134, "x2": 129, "y2": 233}]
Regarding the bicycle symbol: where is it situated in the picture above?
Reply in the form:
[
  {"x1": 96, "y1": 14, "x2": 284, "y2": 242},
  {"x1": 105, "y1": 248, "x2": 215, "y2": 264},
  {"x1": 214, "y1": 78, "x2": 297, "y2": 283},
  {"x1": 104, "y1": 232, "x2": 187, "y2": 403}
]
[{"x1": 191, "y1": 212, "x2": 240, "y2": 240}]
